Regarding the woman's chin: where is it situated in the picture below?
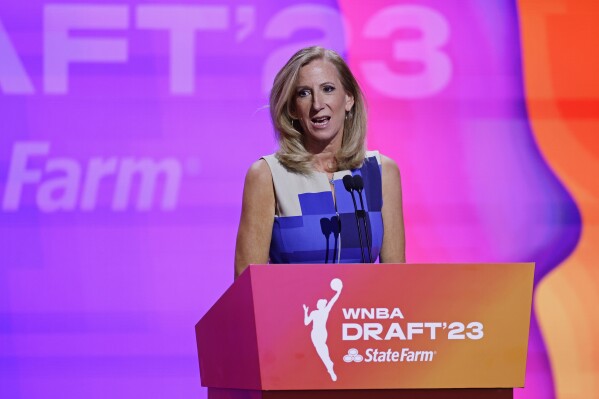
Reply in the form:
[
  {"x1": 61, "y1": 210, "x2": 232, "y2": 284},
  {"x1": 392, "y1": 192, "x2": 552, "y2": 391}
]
[{"x1": 305, "y1": 129, "x2": 342, "y2": 147}]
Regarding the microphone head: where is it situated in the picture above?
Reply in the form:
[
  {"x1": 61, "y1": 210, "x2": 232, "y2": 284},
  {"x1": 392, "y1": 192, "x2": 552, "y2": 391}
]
[
  {"x1": 320, "y1": 217, "x2": 332, "y2": 236},
  {"x1": 353, "y1": 175, "x2": 364, "y2": 190},
  {"x1": 342, "y1": 175, "x2": 354, "y2": 191}
]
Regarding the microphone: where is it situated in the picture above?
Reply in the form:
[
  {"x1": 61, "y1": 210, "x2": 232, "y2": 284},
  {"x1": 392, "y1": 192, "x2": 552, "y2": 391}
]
[
  {"x1": 320, "y1": 218, "x2": 332, "y2": 264},
  {"x1": 342, "y1": 174, "x2": 354, "y2": 192},
  {"x1": 343, "y1": 175, "x2": 366, "y2": 263},
  {"x1": 352, "y1": 175, "x2": 373, "y2": 263}
]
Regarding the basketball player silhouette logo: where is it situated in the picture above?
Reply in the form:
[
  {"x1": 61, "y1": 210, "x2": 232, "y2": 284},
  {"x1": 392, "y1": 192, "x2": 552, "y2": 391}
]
[{"x1": 303, "y1": 278, "x2": 343, "y2": 381}]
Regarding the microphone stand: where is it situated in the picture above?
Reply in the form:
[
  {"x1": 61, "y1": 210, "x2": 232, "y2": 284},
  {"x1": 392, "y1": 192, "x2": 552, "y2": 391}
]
[
  {"x1": 352, "y1": 175, "x2": 373, "y2": 263},
  {"x1": 342, "y1": 175, "x2": 366, "y2": 263}
]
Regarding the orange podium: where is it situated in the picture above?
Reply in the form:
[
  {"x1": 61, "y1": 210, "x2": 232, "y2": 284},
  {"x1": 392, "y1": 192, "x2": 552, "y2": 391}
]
[{"x1": 195, "y1": 263, "x2": 534, "y2": 399}]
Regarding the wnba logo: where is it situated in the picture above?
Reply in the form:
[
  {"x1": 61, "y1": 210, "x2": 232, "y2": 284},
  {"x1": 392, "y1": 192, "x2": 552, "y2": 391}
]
[{"x1": 303, "y1": 278, "x2": 343, "y2": 382}]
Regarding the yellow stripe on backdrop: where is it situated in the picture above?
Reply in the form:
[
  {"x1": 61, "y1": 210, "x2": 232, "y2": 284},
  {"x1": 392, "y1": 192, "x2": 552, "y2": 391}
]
[{"x1": 518, "y1": 0, "x2": 599, "y2": 398}]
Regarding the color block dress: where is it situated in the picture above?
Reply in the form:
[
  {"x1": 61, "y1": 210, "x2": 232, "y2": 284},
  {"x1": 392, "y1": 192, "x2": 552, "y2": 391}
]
[{"x1": 262, "y1": 151, "x2": 384, "y2": 264}]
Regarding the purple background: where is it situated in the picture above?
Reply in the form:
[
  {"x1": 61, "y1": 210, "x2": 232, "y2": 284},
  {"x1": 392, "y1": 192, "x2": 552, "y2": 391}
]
[{"x1": 0, "y1": 1, "x2": 581, "y2": 398}]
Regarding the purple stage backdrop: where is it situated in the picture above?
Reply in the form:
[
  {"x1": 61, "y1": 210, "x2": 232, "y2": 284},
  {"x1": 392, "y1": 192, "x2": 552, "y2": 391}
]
[{"x1": 0, "y1": 1, "x2": 586, "y2": 398}]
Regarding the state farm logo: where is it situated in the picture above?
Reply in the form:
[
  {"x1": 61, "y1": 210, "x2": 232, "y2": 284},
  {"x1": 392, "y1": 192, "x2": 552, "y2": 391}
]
[
  {"x1": 1, "y1": 141, "x2": 199, "y2": 212},
  {"x1": 344, "y1": 347, "x2": 435, "y2": 363},
  {"x1": 343, "y1": 348, "x2": 363, "y2": 363}
]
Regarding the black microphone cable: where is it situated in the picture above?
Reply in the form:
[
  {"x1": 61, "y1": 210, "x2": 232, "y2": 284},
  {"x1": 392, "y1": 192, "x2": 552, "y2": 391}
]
[{"x1": 352, "y1": 175, "x2": 373, "y2": 263}]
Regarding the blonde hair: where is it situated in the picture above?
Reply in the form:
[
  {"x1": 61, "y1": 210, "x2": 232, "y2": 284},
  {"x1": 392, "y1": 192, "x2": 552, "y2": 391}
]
[{"x1": 269, "y1": 46, "x2": 367, "y2": 174}]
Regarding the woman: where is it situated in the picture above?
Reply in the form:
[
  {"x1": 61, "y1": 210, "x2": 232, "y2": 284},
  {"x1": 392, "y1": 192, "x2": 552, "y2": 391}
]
[{"x1": 235, "y1": 46, "x2": 405, "y2": 278}]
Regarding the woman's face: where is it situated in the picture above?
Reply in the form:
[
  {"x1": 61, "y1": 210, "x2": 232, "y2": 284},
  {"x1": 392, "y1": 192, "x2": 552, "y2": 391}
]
[{"x1": 293, "y1": 59, "x2": 354, "y2": 152}]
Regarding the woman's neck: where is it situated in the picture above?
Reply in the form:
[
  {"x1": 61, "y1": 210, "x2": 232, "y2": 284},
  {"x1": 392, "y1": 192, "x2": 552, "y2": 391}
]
[
  {"x1": 305, "y1": 135, "x2": 342, "y2": 173},
  {"x1": 312, "y1": 151, "x2": 337, "y2": 173}
]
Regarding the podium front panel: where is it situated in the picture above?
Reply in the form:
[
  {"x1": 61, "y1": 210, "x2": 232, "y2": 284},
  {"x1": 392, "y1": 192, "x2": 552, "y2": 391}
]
[{"x1": 248, "y1": 263, "x2": 533, "y2": 390}]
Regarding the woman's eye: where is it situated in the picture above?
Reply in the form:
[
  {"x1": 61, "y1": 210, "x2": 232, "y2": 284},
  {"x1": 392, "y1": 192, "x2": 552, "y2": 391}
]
[
  {"x1": 323, "y1": 85, "x2": 335, "y2": 93},
  {"x1": 298, "y1": 89, "x2": 310, "y2": 97}
]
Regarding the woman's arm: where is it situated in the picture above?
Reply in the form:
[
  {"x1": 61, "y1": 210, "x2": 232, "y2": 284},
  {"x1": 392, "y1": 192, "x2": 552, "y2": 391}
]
[
  {"x1": 379, "y1": 155, "x2": 406, "y2": 263},
  {"x1": 234, "y1": 159, "x2": 275, "y2": 278}
]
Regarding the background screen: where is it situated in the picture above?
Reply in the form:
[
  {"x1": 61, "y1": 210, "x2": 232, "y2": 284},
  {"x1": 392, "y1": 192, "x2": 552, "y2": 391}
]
[{"x1": 1, "y1": 0, "x2": 598, "y2": 398}]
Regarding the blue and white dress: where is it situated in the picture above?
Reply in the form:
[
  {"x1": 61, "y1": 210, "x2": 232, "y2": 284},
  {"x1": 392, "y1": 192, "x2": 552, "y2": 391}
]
[{"x1": 262, "y1": 151, "x2": 383, "y2": 264}]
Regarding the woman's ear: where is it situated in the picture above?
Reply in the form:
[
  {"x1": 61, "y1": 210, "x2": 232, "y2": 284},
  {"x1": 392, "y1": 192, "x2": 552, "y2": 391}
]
[
  {"x1": 345, "y1": 93, "x2": 355, "y2": 112},
  {"x1": 288, "y1": 104, "x2": 298, "y2": 120}
]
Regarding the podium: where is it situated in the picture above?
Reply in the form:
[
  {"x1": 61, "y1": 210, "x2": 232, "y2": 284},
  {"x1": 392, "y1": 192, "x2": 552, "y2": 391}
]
[{"x1": 196, "y1": 263, "x2": 534, "y2": 399}]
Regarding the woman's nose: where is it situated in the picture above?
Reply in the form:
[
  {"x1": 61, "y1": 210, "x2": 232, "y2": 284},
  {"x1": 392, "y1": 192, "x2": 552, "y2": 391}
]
[{"x1": 311, "y1": 92, "x2": 324, "y2": 111}]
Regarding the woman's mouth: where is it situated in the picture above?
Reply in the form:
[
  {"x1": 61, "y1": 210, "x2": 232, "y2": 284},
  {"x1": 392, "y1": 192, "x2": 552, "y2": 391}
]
[{"x1": 311, "y1": 116, "x2": 331, "y2": 128}]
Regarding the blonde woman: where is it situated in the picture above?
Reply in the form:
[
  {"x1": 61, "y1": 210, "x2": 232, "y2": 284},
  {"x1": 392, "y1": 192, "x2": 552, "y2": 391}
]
[{"x1": 235, "y1": 46, "x2": 405, "y2": 277}]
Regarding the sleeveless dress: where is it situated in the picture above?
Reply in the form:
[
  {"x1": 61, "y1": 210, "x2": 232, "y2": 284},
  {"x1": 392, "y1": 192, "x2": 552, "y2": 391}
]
[{"x1": 262, "y1": 151, "x2": 384, "y2": 264}]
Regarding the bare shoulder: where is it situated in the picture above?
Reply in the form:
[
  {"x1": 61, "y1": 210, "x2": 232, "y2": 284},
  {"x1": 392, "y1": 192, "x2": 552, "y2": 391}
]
[
  {"x1": 241, "y1": 158, "x2": 275, "y2": 215},
  {"x1": 241, "y1": 158, "x2": 275, "y2": 211},
  {"x1": 235, "y1": 159, "x2": 275, "y2": 277},
  {"x1": 380, "y1": 154, "x2": 398, "y2": 168},
  {"x1": 380, "y1": 154, "x2": 401, "y2": 182},
  {"x1": 245, "y1": 158, "x2": 272, "y2": 184},
  {"x1": 243, "y1": 158, "x2": 274, "y2": 195}
]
